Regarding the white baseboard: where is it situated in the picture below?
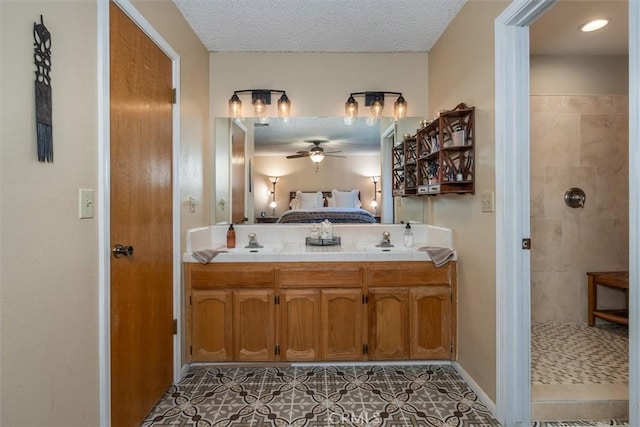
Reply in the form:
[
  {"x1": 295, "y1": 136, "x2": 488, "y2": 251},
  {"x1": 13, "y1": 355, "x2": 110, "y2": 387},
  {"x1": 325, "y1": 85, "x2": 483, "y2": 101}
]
[
  {"x1": 452, "y1": 361, "x2": 497, "y2": 417},
  {"x1": 180, "y1": 363, "x2": 190, "y2": 378}
]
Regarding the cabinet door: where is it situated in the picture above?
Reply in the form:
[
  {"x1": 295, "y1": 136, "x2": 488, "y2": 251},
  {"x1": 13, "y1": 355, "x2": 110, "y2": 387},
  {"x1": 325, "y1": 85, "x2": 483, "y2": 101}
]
[
  {"x1": 191, "y1": 290, "x2": 232, "y2": 361},
  {"x1": 280, "y1": 290, "x2": 321, "y2": 361},
  {"x1": 368, "y1": 288, "x2": 410, "y2": 360},
  {"x1": 410, "y1": 287, "x2": 451, "y2": 359},
  {"x1": 321, "y1": 289, "x2": 363, "y2": 360},
  {"x1": 233, "y1": 290, "x2": 274, "y2": 361}
]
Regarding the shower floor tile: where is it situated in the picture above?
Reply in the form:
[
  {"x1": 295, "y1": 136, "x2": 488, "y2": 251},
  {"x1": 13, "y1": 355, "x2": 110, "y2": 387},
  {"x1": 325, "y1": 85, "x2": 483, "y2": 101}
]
[
  {"x1": 531, "y1": 323, "x2": 628, "y2": 385},
  {"x1": 531, "y1": 323, "x2": 629, "y2": 425}
]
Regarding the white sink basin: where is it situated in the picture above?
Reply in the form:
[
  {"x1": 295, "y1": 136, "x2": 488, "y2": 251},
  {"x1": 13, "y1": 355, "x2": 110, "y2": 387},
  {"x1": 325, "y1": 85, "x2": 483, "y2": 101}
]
[
  {"x1": 226, "y1": 244, "x2": 283, "y2": 254},
  {"x1": 356, "y1": 244, "x2": 413, "y2": 253}
]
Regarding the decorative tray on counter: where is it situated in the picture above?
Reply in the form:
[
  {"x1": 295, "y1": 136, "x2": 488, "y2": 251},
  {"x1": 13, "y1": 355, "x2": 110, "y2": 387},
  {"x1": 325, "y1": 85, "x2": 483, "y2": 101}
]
[{"x1": 305, "y1": 236, "x2": 341, "y2": 246}]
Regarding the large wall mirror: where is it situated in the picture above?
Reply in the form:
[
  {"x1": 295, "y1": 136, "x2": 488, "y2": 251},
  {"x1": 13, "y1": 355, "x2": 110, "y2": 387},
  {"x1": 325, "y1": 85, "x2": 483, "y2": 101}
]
[{"x1": 212, "y1": 116, "x2": 425, "y2": 224}]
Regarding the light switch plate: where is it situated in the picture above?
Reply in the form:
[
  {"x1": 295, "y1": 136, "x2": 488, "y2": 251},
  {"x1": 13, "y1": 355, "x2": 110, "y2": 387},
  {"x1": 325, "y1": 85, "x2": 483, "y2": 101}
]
[
  {"x1": 480, "y1": 191, "x2": 495, "y2": 213},
  {"x1": 79, "y1": 188, "x2": 95, "y2": 219}
]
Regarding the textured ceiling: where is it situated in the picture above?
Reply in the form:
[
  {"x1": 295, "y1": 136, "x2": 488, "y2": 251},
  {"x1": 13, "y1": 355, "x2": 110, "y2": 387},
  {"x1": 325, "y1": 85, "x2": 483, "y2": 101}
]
[{"x1": 172, "y1": 0, "x2": 468, "y2": 52}]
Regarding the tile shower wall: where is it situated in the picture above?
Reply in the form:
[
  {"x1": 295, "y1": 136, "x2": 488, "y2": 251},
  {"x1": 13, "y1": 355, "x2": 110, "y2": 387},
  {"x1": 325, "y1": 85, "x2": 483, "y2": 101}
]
[{"x1": 531, "y1": 95, "x2": 629, "y2": 324}]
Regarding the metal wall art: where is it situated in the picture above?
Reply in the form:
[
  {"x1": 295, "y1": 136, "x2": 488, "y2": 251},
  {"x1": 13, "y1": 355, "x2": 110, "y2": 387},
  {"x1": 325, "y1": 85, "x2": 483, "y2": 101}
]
[{"x1": 34, "y1": 15, "x2": 53, "y2": 162}]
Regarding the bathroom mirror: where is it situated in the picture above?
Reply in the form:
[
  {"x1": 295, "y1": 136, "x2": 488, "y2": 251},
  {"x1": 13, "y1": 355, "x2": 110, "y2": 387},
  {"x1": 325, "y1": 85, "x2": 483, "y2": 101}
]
[{"x1": 212, "y1": 116, "x2": 425, "y2": 224}]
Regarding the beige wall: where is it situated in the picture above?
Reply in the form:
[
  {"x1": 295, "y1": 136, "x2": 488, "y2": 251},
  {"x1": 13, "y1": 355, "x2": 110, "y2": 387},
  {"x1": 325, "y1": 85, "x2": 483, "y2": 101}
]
[
  {"x1": 531, "y1": 55, "x2": 628, "y2": 95},
  {"x1": 530, "y1": 57, "x2": 629, "y2": 323},
  {"x1": 210, "y1": 53, "x2": 428, "y2": 118},
  {"x1": 530, "y1": 95, "x2": 629, "y2": 323},
  {"x1": 254, "y1": 154, "x2": 381, "y2": 217},
  {"x1": 1, "y1": 1, "x2": 100, "y2": 425},
  {"x1": 428, "y1": 0, "x2": 510, "y2": 402},
  {"x1": 0, "y1": 0, "x2": 209, "y2": 424}
]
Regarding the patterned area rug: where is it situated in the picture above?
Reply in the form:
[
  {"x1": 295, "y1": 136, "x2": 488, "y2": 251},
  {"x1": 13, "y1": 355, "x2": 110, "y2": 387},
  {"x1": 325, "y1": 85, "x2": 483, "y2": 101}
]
[
  {"x1": 531, "y1": 323, "x2": 628, "y2": 385},
  {"x1": 142, "y1": 364, "x2": 499, "y2": 426}
]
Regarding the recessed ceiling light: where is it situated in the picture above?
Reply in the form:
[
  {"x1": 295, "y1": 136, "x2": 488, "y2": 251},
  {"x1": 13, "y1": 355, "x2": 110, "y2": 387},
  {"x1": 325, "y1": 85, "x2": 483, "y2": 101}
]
[{"x1": 579, "y1": 18, "x2": 609, "y2": 32}]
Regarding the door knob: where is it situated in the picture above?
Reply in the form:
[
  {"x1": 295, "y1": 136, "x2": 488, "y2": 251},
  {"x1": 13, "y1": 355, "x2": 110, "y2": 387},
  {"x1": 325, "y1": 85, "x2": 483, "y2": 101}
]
[{"x1": 112, "y1": 244, "x2": 134, "y2": 258}]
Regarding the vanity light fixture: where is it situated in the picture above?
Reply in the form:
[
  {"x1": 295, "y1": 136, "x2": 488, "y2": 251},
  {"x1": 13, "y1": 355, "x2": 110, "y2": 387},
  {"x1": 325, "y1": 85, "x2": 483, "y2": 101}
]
[
  {"x1": 344, "y1": 92, "x2": 407, "y2": 125},
  {"x1": 579, "y1": 18, "x2": 609, "y2": 32},
  {"x1": 268, "y1": 176, "x2": 280, "y2": 215},
  {"x1": 229, "y1": 90, "x2": 291, "y2": 123}
]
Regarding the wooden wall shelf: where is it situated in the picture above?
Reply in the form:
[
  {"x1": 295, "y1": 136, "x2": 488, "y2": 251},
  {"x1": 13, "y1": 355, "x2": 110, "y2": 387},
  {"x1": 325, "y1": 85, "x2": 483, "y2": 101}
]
[{"x1": 393, "y1": 103, "x2": 475, "y2": 196}]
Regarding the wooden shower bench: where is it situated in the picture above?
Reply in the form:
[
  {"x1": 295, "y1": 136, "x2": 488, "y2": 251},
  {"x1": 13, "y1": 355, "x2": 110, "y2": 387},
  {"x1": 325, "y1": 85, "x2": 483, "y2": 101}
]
[{"x1": 587, "y1": 271, "x2": 629, "y2": 326}]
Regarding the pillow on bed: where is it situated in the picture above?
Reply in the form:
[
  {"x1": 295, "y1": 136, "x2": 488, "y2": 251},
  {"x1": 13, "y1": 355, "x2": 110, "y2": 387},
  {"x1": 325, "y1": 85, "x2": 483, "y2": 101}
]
[
  {"x1": 331, "y1": 189, "x2": 362, "y2": 208},
  {"x1": 295, "y1": 191, "x2": 323, "y2": 209}
]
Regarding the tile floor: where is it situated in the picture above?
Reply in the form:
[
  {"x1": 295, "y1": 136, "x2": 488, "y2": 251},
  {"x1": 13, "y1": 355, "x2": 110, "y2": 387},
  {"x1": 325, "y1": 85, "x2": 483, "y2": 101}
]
[
  {"x1": 142, "y1": 364, "x2": 500, "y2": 426},
  {"x1": 142, "y1": 324, "x2": 630, "y2": 426},
  {"x1": 531, "y1": 323, "x2": 628, "y2": 385},
  {"x1": 531, "y1": 323, "x2": 629, "y2": 425}
]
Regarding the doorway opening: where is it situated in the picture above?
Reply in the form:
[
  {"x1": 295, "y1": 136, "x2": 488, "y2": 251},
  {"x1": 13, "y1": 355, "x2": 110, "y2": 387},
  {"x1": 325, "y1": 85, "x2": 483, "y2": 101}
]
[
  {"x1": 528, "y1": 2, "x2": 630, "y2": 421},
  {"x1": 495, "y1": 0, "x2": 639, "y2": 425}
]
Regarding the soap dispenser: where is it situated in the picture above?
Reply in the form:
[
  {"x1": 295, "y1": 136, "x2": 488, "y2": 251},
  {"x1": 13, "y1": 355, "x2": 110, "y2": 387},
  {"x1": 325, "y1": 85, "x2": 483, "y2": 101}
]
[
  {"x1": 403, "y1": 223, "x2": 413, "y2": 247},
  {"x1": 226, "y1": 224, "x2": 236, "y2": 248}
]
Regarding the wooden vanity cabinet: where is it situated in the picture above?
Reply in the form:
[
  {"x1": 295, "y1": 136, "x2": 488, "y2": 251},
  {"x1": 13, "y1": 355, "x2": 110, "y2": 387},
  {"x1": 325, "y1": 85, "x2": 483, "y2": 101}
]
[
  {"x1": 185, "y1": 264, "x2": 275, "y2": 362},
  {"x1": 191, "y1": 290, "x2": 232, "y2": 361},
  {"x1": 233, "y1": 289, "x2": 275, "y2": 361},
  {"x1": 279, "y1": 264, "x2": 364, "y2": 362},
  {"x1": 321, "y1": 288, "x2": 363, "y2": 360},
  {"x1": 185, "y1": 261, "x2": 456, "y2": 363},
  {"x1": 410, "y1": 287, "x2": 452, "y2": 359},
  {"x1": 279, "y1": 289, "x2": 321, "y2": 361},
  {"x1": 368, "y1": 262, "x2": 456, "y2": 360},
  {"x1": 367, "y1": 288, "x2": 410, "y2": 359}
]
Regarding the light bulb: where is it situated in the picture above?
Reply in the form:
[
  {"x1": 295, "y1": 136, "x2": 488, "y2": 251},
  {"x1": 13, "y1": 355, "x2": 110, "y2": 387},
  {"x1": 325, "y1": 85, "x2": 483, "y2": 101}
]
[
  {"x1": 253, "y1": 96, "x2": 268, "y2": 123},
  {"x1": 309, "y1": 152, "x2": 325, "y2": 163},
  {"x1": 394, "y1": 95, "x2": 407, "y2": 120},
  {"x1": 229, "y1": 93, "x2": 242, "y2": 119},
  {"x1": 370, "y1": 98, "x2": 383, "y2": 120},
  {"x1": 344, "y1": 95, "x2": 358, "y2": 125},
  {"x1": 277, "y1": 94, "x2": 291, "y2": 123}
]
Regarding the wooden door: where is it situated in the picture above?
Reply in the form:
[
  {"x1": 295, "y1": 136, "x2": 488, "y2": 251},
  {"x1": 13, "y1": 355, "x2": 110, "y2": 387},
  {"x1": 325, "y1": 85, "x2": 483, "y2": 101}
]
[
  {"x1": 280, "y1": 290, "x2": 321, "y2": 361},
  {"x1": 110, "y1": 3, "x2": 174, "y2": 425},
  {"x1": 190, "y1": 291, "x2": 232, "y2": 361},
  {"x1": 410, "y1": 287, "x2": 451, "y2": 359},
  {"x1": 368, "y1": 288, "x2": 410, "y2": 360},
  {"x1": 233, "y1": 290, "x2": 274, "y2": 361},
  {"x1": 231, "y1": 122, "x2": 246, "y2": 224},
  {"x1": 321, "y1": 289, "x2": 363, "y2": 360}
]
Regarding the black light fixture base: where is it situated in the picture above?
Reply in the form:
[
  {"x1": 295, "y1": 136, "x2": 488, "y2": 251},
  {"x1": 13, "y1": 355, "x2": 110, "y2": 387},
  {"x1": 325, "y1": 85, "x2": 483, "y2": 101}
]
[
  {"x1": 252, "y1": 90, "x2": 271, "y2": 105},
  {"x1": 364, "y1": 92, "x2": 385, "y2": 106}
]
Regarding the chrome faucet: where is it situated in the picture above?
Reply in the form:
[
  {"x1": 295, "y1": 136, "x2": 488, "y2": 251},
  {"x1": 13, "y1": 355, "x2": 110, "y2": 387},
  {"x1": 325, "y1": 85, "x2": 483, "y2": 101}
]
[
  {"x1": 245, "y1": 232, "x2": 263, "y2": 248},
  {"x1": 376, "y1": 231, "x2": 394, "y2": 247}
]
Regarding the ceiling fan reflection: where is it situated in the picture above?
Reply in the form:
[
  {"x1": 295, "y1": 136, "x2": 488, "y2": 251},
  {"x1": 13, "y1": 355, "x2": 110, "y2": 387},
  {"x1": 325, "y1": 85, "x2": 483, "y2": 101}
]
[{"x1": 285, "y1": 140, "x2": 346, "y2": 163}]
